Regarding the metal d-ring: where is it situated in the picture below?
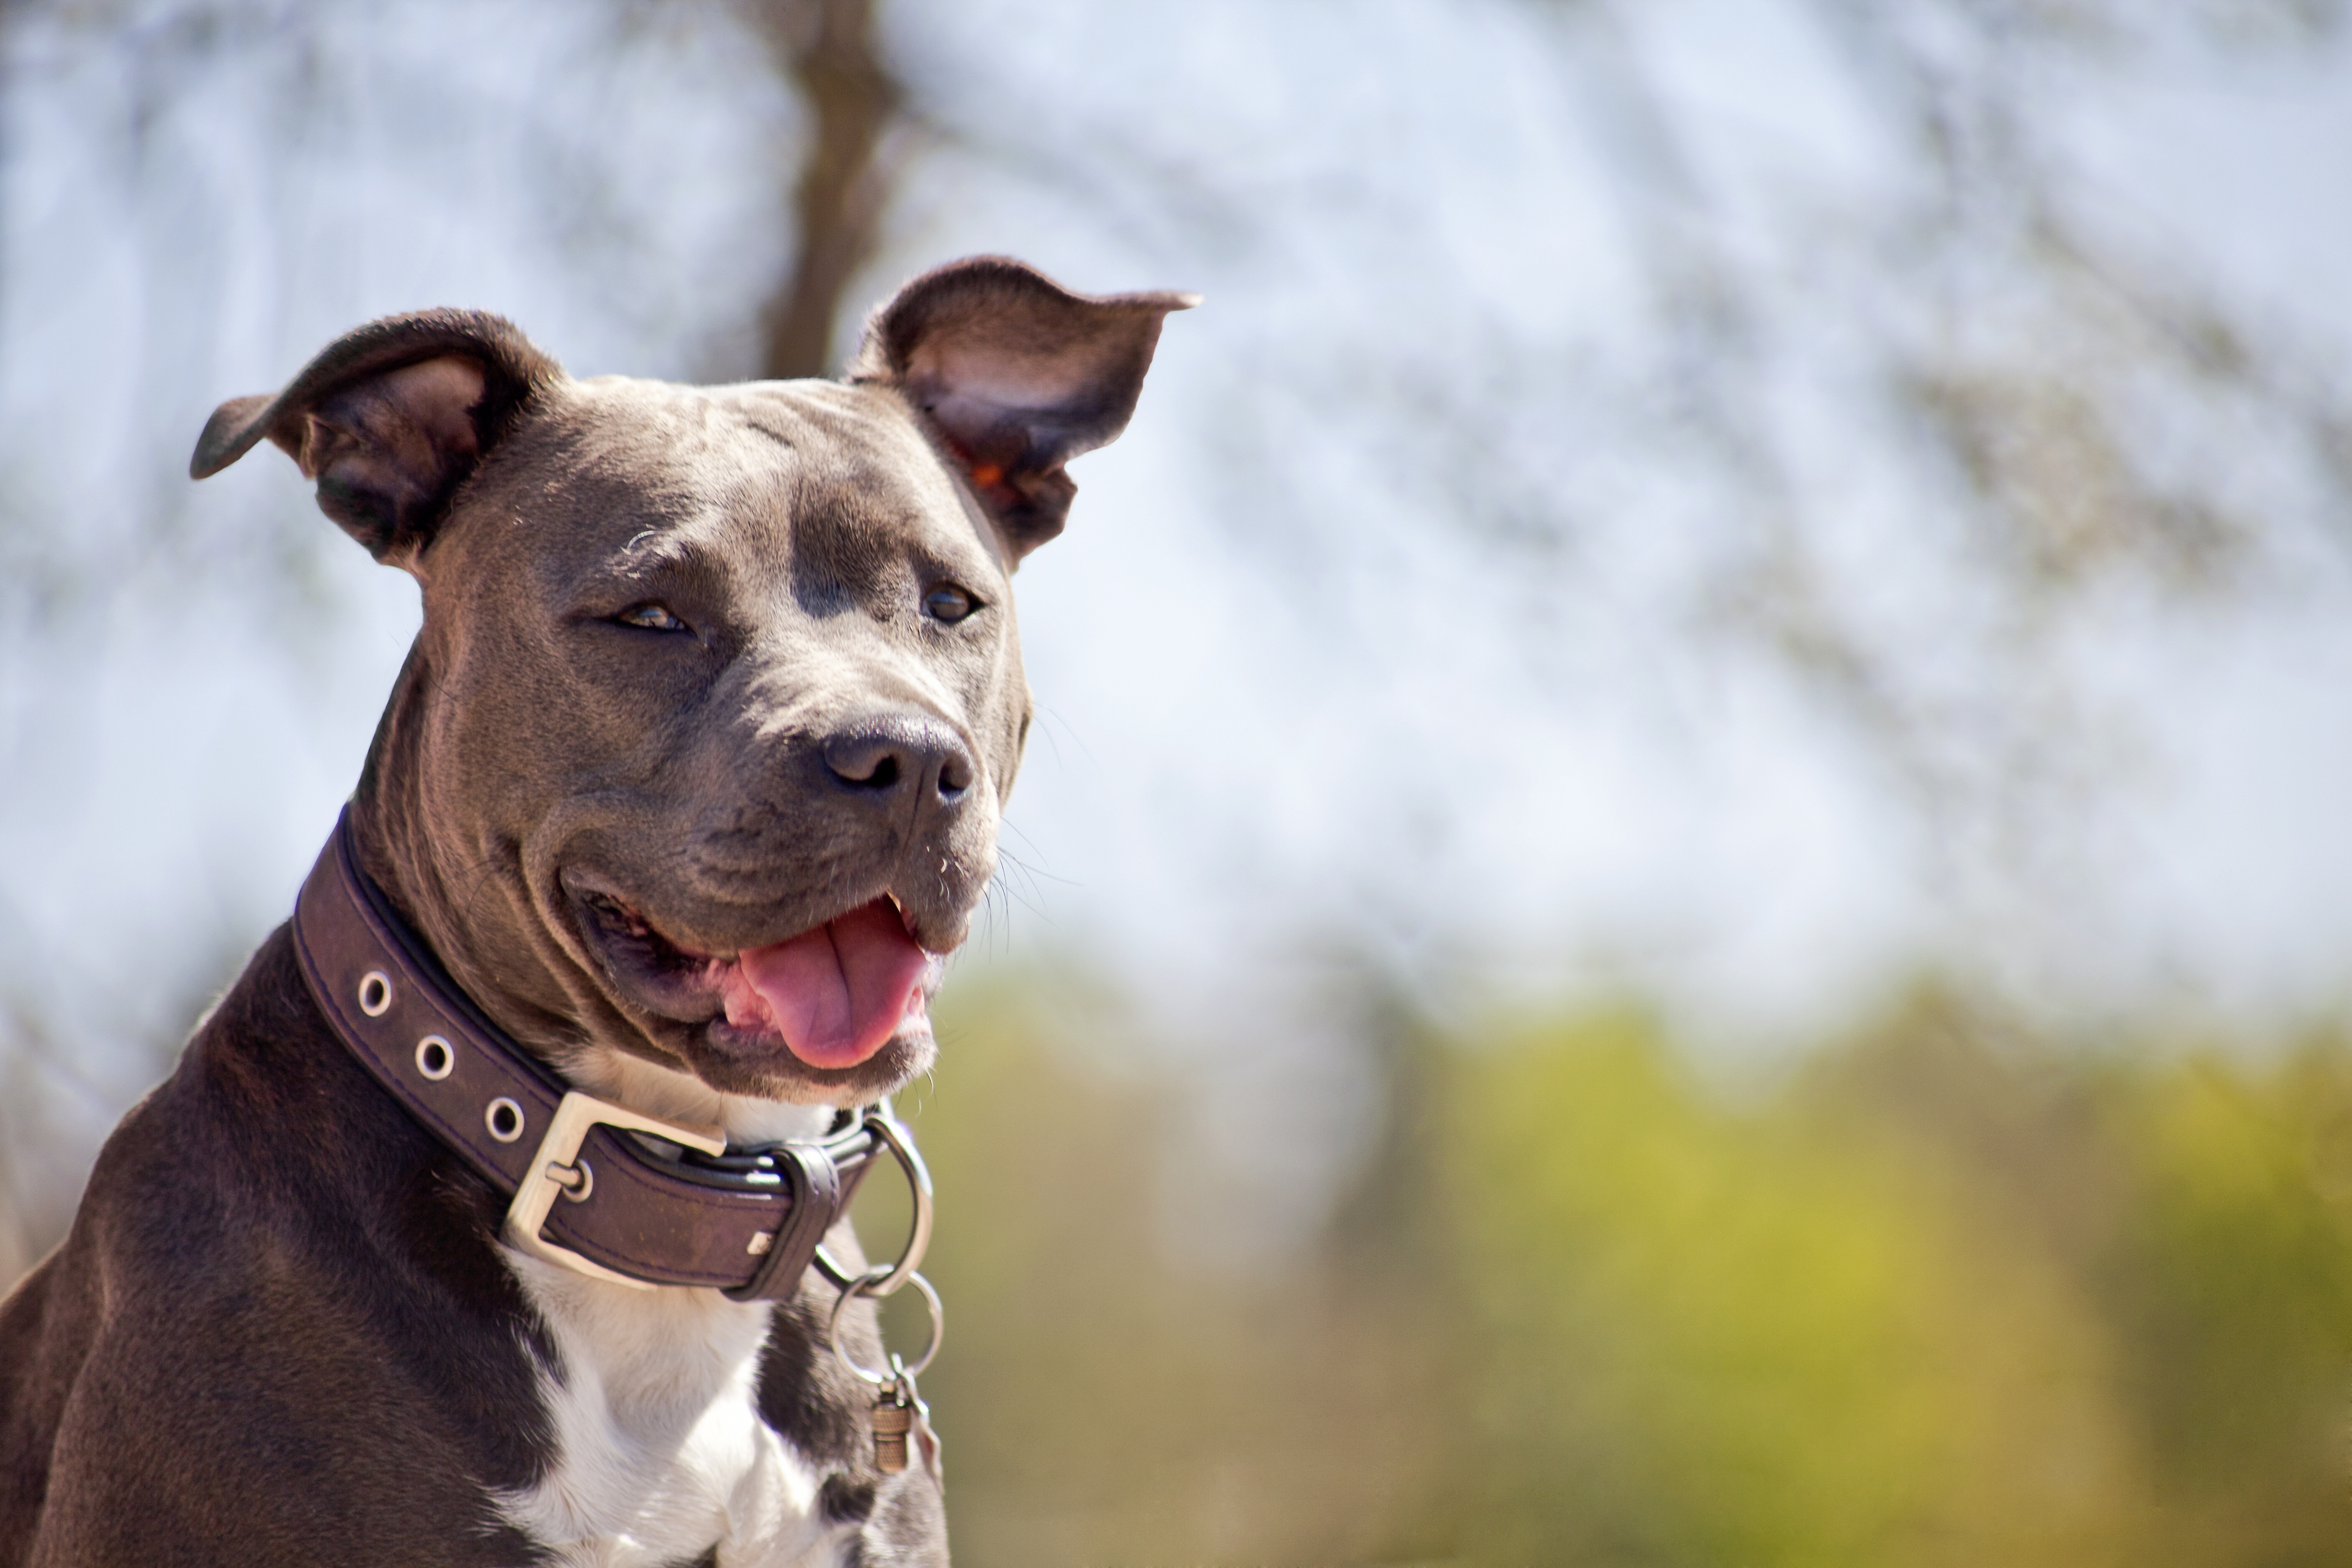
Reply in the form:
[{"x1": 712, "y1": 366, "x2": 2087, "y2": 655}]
[
  {"x1": 814, "y1": 1107, "x2": 934, "y2": 1299},
  {"x1": 829, "y1": 1268, "x2": 943, "y2": 1384}
]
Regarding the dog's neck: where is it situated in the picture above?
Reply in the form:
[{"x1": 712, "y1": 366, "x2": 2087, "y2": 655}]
[{"x1": 348, "y1": 654, "x2": 564, "y2": 1050}]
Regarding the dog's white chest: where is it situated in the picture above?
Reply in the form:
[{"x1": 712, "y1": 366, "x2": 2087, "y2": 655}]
[{"x1": 498, "y1": 1255, "x2": 844, "y2": 1568}]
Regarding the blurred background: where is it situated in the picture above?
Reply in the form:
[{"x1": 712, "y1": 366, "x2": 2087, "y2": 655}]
[{"x1": 4, "y1": 0, "x2": 2352, "y2": 1561}]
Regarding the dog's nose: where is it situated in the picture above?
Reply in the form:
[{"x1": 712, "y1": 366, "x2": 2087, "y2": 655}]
[{"x1": 821, "y1": 713, "x2": 975, "y2": 805}]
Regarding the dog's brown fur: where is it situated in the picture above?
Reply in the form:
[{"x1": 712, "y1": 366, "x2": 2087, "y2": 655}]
[{"x1": 0, "y1": 258, "x2": 1191, "y2": 1565}]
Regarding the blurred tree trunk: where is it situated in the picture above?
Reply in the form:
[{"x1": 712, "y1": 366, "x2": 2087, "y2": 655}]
[{"x1": 740, "y1": 0, "x2": 903, "y2": 378}]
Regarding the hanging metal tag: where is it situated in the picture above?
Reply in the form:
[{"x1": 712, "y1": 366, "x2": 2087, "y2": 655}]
[
  {"x1": 827, "y1": 1101, "x2": 946, "y2": 1480},
  {"x1": 871, "y1": 1373, "x2": 916, "y2": 1474},
  {"x1": 833, "y1": 1272, "x2": 945, "y2": 1479}
]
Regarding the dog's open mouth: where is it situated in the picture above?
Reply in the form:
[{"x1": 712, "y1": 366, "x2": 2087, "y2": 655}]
[{"x1": 571, "y1": 883, "x2": 942, "y2": 1071}]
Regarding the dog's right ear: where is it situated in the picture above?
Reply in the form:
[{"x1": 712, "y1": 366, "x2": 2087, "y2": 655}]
[{"x1": 190, "y1": 310, "x2": 564, "y2": 567}]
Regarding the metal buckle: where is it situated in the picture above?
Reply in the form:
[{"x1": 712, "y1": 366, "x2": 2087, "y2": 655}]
[{"x1": 503, "y1": 1089, "x2": 727, "y2": 1289}]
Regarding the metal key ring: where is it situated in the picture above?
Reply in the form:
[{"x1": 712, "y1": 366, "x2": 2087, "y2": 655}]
[
  {"x1": 813, "y1": 1107, "x2": 934, "y2": 1299},
  {"x1": 828, "y1": 1267, "x2": 943, "y2": 1383}
]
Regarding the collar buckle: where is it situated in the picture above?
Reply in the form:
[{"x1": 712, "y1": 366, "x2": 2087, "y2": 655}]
[{"x1": 504, "y1": 1090, "x2": 728, "y2": 1289}]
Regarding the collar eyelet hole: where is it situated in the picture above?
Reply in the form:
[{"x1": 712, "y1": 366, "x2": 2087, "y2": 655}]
[{"x1": 358, "y1": 971, "x2": 392, "y2": 1017}]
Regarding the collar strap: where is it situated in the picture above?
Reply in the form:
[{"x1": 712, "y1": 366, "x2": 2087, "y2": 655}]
[{"x1": 291, "y1": 808, "x2": 897, "y2": 1299}]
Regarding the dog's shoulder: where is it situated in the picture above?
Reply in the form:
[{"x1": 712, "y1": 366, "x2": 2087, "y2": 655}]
[{"x1": 0, "y1": 924, "x2": 556, "y2": 1565}]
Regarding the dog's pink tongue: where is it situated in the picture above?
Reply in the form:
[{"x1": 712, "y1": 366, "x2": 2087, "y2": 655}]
[{"x1": 733, "y1": 899, "x2": 928, "y2": 1069}]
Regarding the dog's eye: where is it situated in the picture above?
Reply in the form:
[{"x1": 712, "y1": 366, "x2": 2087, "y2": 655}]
[
  {"x1": 616, "y1": 602, "x2": 689, "y2": 633},
  {"x1": 924, "y1": 585, "x2": 980, "y2": 624}
]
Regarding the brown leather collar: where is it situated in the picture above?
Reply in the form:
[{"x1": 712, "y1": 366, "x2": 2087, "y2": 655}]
[{"x1": 291, "y1": 807, "x2": 904, "y2": 1300}]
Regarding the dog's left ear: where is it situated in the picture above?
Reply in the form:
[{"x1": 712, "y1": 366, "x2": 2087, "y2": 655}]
[
  {"x1": 851, "y1": 256, "x2": 1197, "y2": 562},
  {"x1": 189, "y1": 310, "x2": 564, "y2": 569}
]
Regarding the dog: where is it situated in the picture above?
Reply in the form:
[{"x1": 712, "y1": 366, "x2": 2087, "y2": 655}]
[{"x1": 0, "y1": 256, "x2": 1192, "y2": 1566}]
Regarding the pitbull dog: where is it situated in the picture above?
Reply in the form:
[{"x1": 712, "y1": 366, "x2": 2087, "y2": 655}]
[{"x1": 0, "y1": 258, "x2": 1191, "y2": 1565}]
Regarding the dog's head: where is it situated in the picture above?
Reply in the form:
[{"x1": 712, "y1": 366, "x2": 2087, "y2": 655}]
[{"x1": 195, "y1": 258, "x2": 1192, "y2": 1107}]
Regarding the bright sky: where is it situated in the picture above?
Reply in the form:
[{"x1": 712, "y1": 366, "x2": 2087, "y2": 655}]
[{"x1": 2, "y1": 0, "x2": 2347, "y2": 1190}]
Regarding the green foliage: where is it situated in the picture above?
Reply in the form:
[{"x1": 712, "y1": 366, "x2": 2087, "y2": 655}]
[
  {"x1": 2091, "y1": 1043, "x2": 2352, "y2": 1563},
  {"x1": 894, "y1": 976, "x2": 2352, "y2": 1566},
  {"x1": 1452, "y1": 1007, "x2": 2145, "y2": 1566}
]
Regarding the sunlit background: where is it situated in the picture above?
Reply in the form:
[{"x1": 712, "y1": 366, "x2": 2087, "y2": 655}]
[{"x1": 4, "y1": 1, "x2": 2352, "y2": 1561}]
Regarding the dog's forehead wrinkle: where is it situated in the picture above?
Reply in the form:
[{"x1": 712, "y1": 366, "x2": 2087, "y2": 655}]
[
  {"x1": 628, "y1": 517, "x2": 775, "y2": 597},
  {"x1": 604, "y1": 531, "x2": 717, "y2": 593},
  {"x1": 739, "y1": 412, "x2": 796, "y2": 450},
  {"x1": 546, "y1": 383, "x2": 802, "y2": 519},
  {"x1": 624, "y1": 387, "x2": 1006, "y2": 617},
  {"x1": 748, "y1": 387, "x2": 975, "y2": 517},
  {"x1": 671, "y1": 454, "x2": 957, "y2": 615}
]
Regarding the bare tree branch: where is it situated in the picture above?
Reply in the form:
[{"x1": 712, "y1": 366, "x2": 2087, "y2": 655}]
[{"x1": 740, "y1": 0, "x2": 902, "y2": 378}]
